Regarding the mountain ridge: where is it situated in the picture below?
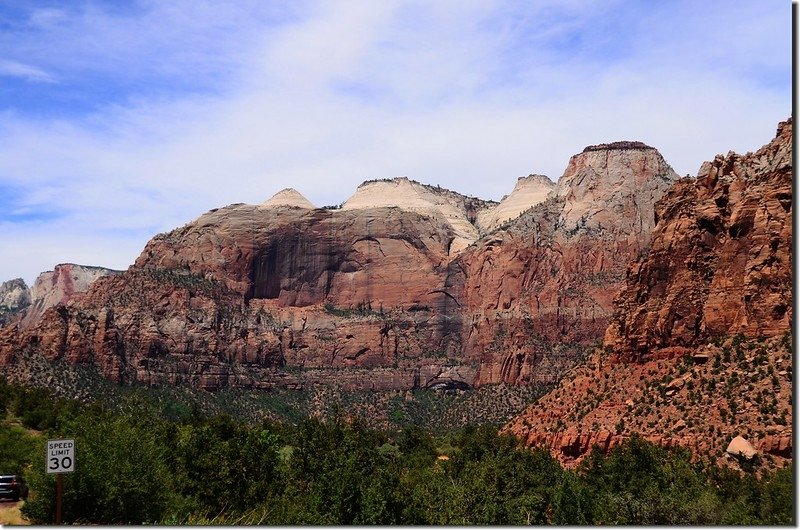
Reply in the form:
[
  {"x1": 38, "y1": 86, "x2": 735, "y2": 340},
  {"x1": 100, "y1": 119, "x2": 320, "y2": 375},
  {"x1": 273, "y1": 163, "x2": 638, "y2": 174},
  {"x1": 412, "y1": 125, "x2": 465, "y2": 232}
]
[{"x1": 0, "y1": 124, "x2": 790, "y2": 468}]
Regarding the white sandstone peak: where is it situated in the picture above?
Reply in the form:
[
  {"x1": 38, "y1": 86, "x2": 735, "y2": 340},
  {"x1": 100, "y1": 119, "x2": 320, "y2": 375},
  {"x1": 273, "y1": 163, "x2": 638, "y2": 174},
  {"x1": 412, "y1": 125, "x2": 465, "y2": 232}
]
[
  {"x1": 342, "y1": 178, "x2": 482, "y2": 255},
  {"x1": 260, "y1": 188, "x2": 316, "y2": 209},
  {"x1": 477, "y1": 174, "x2": 556, "y2": 232}
]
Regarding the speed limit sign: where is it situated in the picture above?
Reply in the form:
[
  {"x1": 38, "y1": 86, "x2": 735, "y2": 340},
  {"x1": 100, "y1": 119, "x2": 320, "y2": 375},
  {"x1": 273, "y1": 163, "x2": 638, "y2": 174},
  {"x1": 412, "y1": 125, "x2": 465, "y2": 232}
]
[{"x1": 46, "y1": 439, "x2": 75, "y2": 474}]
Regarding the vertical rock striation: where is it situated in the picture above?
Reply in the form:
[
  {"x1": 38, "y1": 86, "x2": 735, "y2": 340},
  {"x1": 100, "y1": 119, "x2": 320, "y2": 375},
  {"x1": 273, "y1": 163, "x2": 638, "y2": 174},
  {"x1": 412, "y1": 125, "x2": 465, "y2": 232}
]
[
  {"x1": 453, "y1": 142, "x2": 679, "y2": 385},
  {"x1": 605, "y1": 118, "x2": 792, "y2": 360}
]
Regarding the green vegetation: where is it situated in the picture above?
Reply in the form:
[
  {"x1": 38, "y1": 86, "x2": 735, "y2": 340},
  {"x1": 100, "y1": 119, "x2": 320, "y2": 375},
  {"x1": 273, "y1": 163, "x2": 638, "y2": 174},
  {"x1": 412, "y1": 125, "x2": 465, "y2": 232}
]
[
  {"x1": 0, "y1": 378, "x2": 793, "y2": 525},
  {"x1": 145, "y1": 268, "x2": 220, "y2": 293}
]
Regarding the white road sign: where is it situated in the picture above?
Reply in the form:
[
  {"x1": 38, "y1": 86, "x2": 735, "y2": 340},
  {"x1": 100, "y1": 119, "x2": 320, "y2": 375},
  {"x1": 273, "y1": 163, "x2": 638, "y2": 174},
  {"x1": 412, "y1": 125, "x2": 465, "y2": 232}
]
[{"x1": 46, "y1": 439, "x2": 75, "y2": 474}]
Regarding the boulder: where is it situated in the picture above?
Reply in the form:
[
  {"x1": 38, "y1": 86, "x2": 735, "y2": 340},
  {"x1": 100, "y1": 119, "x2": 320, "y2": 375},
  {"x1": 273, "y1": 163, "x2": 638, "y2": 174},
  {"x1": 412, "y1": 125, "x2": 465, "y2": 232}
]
[{"x1": 726, "y1": 435, "x2": 757, "y2": 460}]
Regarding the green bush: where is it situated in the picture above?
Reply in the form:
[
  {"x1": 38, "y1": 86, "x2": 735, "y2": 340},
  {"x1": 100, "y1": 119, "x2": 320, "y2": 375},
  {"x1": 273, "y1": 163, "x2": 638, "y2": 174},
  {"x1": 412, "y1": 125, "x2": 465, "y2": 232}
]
[{"x1": 22, "y1": 409, "x2": 177, "y2": 524}]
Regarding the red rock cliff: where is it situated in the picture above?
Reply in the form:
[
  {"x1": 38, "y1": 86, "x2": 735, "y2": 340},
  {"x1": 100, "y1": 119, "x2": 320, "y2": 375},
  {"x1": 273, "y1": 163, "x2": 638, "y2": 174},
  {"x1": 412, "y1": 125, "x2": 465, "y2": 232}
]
[
  {"x1": 453, "y1": 142, "x2": 678, "y2": 385},
  {"x1": 605, "y1": 118, "x2": 792, "y2": 360},
  {"x1": 0, "y1": 144, "x2": 681, "y2": 393},
  {"x1": 505, "y1": 119, "x2": 793, "y2": 468}
]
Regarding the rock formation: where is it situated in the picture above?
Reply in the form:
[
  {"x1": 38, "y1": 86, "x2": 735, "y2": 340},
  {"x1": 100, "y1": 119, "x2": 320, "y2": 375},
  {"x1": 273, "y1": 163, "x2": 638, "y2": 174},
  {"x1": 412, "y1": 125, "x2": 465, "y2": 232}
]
[
  {"x1": 340, "y1": 177, "x2": 496, "y2": 254},
  {"x1": 452, "y1": 142, "x2": 678, "y2": 385},
  {"x1": 0, "y1": 140, "x2": 687, "y2": 397},
  {"x1": 0, "y1": 278, "x2": 31, "y2": 326},
  {"x1": 475, "y1": 174, "x2": 555, "y2": 232},
  {"x1": 259, "y1": 188, "x2": 316, "y2": 209},
  {"x1": 504, "y1": 119, "x2": 793, "y2": 469},
  {"x1": 0, "y1": 204, "x2": 473, "y2": 390},
  {"x1": 605, "y1": 119, "x2": 792, "y2": 359},
  {"x1": 20, "y1": 263, "x2": 122, "y2": 329},
  {"x1": 726, "y1": 436, "x2": 757, "y2": 460}
]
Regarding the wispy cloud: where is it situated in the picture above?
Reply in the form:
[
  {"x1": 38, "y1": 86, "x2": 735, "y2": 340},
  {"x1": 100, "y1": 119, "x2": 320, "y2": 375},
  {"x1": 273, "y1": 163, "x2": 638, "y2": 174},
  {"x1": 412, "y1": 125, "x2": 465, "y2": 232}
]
[
  {"x1": 0, "y1": 0, "x2": 791, "y2": 284},
  {"x1": 0, "y1": 59, "x2": 57, "y2": 83}
]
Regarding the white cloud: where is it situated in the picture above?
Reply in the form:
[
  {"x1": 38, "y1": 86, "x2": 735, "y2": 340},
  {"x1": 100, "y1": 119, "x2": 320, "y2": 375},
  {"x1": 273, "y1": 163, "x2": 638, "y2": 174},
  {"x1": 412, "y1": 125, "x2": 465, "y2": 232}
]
[{"x1": 0, "y1": 0, "x2": 791, "y2": 284}]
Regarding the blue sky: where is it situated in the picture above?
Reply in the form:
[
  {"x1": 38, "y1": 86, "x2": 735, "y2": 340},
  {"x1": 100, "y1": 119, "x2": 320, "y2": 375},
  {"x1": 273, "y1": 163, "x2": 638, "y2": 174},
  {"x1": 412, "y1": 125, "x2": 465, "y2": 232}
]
[{"x1": 0, "y1": 0, "x2": 792, "y2": 284}]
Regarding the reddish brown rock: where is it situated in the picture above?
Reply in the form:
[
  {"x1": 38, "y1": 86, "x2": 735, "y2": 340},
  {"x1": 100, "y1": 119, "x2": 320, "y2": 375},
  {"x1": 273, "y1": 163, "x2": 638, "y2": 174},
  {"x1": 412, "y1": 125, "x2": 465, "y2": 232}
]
[
  {"x1": 760, "y1": 434, "x2": 792, "y2": 458},
  {"x1": 453, "y1": 141, "x2": 678, "y2": 385},
  {"x1": 504, "y1": 120, "x2": 793, "y2": 469},
  {"x1": 605, "y1": 119, "x2": 792, "y2": 360},
  {"x1": 0, "y1": 205, "x2": 475, "y2": 391},
  {"x1": 21, "y1": 263, "x2": 121, "y2": 329}
]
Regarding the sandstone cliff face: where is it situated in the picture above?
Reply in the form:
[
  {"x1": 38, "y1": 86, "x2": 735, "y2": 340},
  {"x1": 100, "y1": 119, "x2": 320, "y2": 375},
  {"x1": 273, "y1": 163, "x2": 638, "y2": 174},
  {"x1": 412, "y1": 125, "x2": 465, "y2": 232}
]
[
  {"x1": 475, "y1": 174, "x2": 555, "y2": 232},
  {"x1": 0, "y1": 142, "x2": 678, "y2": 394},
  {"x1": 340, "y1": 177, "x2": 496, "y2": 255},
  {"x1": 0, "y1": 204, "x2": 471, "y2": 391},
  {"x1": 134, "y1": 204, "x2": 457, "y2": 310},
  {"x1": 505, "y1": 119, "x2": 793, "y2": 469},
  {"x1": 556, "y1": 141, "x2": 676, "y2": 237},
  {"x1": 0, "y1": 278, "x2": 30, "y2": 326},
  {"x1": 605, "y1": 119, "x2": 792, "y2": 359},
  {"x1": 453, "y1": 143, "x2": 679, "y2": 385},
  {"x1": 21, "y1": 264, "x2": 122, "y2": 329}
]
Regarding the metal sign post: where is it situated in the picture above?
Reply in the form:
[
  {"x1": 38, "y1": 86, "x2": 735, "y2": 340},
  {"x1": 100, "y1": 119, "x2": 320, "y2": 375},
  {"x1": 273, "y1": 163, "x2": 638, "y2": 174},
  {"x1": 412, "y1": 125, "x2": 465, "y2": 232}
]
[{"x1": 46, "y1": 439, "x2": 75, "y2": 525}]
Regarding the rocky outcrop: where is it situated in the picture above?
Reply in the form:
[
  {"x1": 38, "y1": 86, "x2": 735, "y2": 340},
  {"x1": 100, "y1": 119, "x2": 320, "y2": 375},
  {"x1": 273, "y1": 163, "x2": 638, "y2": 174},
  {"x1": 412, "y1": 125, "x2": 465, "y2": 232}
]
[
  {"x1": 0, "y1": 278, "x2": 31, "y2": 326},
  {"x1": 476, "y1": 174, "x2": 555, "y2": 232},
  {"x1": 0, "y1": 205, "x2": 473, "y2": 390},
  {"x1": 134, "y1": 205, "x2": 457, "y2": 310},
  {"x1": 504, "y1": 120, "x2": 793, "y2": 470},
  {"x1": 605, "y1": 119, "x2": 792, "y2": 360},
  {"x1": 21, "y1": 264, "x2": 122, "y2": 329},
  {"x1": 555, "y1": 141, "x2": 676, "y2": 236},
  {"x1": 452, "y1": 143, "x2": 679, "y2": 385}
]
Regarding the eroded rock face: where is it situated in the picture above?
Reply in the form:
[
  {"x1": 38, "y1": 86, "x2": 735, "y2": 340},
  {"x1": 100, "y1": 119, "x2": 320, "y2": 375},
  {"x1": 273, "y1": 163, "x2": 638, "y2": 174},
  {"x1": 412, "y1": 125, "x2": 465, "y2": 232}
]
[
  {"x1": 135, "y1": 205, "x2": 456, "y2": 310},
  {"x1": 0, "y1": 278, "x2": 31, "y2": 326},
  {"x1": 0, "y1": 142, "x2": 679, "y2": 393},
  {"x1": 21, "y1": 264, "x2": 122, "y2": 329},
  {"x1": 259, "y1": 188, "x2": 316, "y2": 209},
  {"x1": 452, "y1": 143, "x2": 679, "y2": 385},
  {"x1": 341, "y1": 177, "x2": 496, "y2": 255},
  {"x1": 605, "y1": 118, "x2": 792, "y2": 360},
  {"x1": 556, "y1": 141, "x2": 677, "y2": 236},
  {"x1": 0, "y1": 205, "x2": 471, "y2": 391},
  {"x1": 504, "y1": 120, "x2": 793, "y2": 469}
]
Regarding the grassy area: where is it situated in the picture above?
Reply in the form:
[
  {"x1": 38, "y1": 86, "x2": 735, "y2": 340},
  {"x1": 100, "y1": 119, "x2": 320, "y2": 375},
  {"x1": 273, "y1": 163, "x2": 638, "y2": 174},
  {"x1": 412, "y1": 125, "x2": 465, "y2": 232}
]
[{"x1": 0, "y1": 501, "x2": 30, "y2": 526}]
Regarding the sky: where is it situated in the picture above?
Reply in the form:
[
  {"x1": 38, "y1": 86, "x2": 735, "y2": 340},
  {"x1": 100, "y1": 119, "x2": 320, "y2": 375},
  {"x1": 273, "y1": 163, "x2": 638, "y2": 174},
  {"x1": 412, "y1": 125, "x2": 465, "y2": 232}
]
[{"x1": 0, "y1": 0, "x2": 792, "y2": 285}]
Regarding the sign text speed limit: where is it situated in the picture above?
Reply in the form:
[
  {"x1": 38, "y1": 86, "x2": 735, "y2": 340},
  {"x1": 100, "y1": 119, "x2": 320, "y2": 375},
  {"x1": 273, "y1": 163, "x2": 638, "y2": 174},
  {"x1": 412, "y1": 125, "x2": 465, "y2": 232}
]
[{"x1": 46, "y1": 439, "x2": 75, "y2": 474}]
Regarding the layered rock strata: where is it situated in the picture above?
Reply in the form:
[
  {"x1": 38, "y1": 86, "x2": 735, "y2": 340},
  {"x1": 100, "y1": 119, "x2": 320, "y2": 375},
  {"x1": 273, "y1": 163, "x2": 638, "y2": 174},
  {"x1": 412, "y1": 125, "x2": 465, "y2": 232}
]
[
  {"x1": 453, "y1": 142, "x2": 679, "y2": 385},
  {"x1": 0, "y1": 206, "x2": 471, "y2": 390},
  {"x1": 0, "y1": 142, "x2": 679, "y2": 392},
  {"x1": 259, "y1": 188, "x2": 316, "y2": 209},
  {"x1": 21, "y1": 264, "x2": 122, "y2": 329},
  {"x1": 475, "y1": 174, "x2": 555, "y2": 232},
  {"x1": 605, "y1": 119, "x2": 793, "y2": 359},
  {"x1": 341, "y1": 177, "x2": 496, "y2": 254}
]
